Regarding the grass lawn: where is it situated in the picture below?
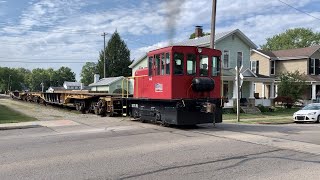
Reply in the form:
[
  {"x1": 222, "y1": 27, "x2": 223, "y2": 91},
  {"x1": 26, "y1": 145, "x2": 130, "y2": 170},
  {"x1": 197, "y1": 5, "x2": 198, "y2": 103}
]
[
  {"x1": 223, "y1": 107, "x2": 299, "y2": 124},
  {"x1": 0, "y1": 104, "x2": 37, "y2": 124}
]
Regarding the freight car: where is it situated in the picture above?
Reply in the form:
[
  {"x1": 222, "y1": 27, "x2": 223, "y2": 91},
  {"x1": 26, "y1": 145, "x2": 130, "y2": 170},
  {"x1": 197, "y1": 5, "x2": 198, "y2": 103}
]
[{"x1": 11, "y1": 46, "x2": 223, "y2": 126}]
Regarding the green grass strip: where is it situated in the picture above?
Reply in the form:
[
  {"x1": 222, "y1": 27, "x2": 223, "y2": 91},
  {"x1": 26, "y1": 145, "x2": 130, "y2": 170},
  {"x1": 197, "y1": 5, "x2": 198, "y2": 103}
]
[{"x1": 0, "y1": 104, "x2": 37, "y2": 124}]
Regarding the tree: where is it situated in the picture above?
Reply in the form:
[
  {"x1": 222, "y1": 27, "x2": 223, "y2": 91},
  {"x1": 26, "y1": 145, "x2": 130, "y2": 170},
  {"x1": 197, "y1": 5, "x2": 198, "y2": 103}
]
[
  {"x1": 27, "y1": 68, "x2": 50, "y2": 91},
  {"x1": 277, "y1": 71, "x2": 307, "y2": 105},
  {"x1": 189, "y1": 32, "x2": 210, "y2": 39},
  {"x1": 54, "y1": 67, "x2": 76, "y2": 86},
  {"x1": 261, "y1": 28, "x2": 320, "y2": 51},
  {"x1": 97, "y1": 31, "x2": 132, "y2": 77},
  {"x1": 0, "y1": 67, "x2": 28, "y2": 92},
  {"x1": 27, "y1": 67, "x2": 76, "y2": 91},
  {"x1": 80, "y1": 62, "x2": 97, "y2": 85}
]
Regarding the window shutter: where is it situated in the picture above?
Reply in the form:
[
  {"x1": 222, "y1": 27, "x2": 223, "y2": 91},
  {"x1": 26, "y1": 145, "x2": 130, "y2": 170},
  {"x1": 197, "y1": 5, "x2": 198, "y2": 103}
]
[
  {"x1": 309, "y1": 58, "x2": 313, "y2": 75},
  {"x1": 316, "y1": 59, "x2": 320, "y2": 75},
  {"x1": 256, "y1": 61, "x2": 259, "y2": 74}
]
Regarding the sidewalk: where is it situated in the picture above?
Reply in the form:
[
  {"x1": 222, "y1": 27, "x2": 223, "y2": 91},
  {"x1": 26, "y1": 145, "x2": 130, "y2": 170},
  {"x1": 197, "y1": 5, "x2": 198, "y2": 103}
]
[
  {"x1": 223, "y1": 116, "x2": 293, "y2": 124},
  {"x1": 0, "y1": 120, "x2": 80, "y2": 130}
]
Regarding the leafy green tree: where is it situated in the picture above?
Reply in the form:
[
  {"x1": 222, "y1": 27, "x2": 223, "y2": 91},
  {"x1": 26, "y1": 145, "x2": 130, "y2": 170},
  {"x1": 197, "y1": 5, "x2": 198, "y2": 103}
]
[
  {"x1": 189, "y1": 32, "x2": 210, "y2": 39},
  {"x1": 54, "y1": 67, "x2": 76, "y2": 86},
  {"x1": 97, "y1": 31, "x2": 132, "y2": 77},
  {"x1": 261, "y1": 28, "x2": 320, "y2": 51},
  {"x1": 80, "y1": 62, "x2": 97, "y2": 86},
  {"x1": 0, "y1": 67, "x2": 28, "y2": 92},
  {"x1": 27, "y1": 68, "x2": 50, "y2": 91},
  {"x1": 278, "y1": 71, "x2": 307, "y2": 103}
]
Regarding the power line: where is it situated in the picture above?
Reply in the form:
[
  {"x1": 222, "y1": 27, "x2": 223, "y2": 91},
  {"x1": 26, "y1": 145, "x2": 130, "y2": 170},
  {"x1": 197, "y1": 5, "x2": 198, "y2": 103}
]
[{"x1": 278, "y1": 0, "x2": 320, "y2": 21}]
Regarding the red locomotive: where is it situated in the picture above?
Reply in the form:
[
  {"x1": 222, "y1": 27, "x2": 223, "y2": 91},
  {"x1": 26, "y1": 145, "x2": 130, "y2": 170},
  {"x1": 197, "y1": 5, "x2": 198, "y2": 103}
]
[{"x1": 129, "y1": 46, "x2": 223, "y2": 125}]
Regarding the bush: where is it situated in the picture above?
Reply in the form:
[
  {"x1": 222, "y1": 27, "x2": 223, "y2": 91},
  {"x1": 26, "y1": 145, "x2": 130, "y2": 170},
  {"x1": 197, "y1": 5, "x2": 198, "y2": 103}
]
[
  {"x1": 274, "y1": 96, "x2": 294, "y2": 108},
  {"x1": 257, "y1": 104, "x2": 269, "y2": 112},
  {"x1": 223, "y1": 108, "x2": 235, "y2": 114}
]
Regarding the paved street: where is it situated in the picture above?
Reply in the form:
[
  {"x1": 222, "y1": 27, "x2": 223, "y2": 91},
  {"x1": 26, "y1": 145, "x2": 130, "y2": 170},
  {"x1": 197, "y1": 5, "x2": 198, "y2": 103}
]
[{"x1": 1, "y1": 99, "x2": 320, "y2": 179}]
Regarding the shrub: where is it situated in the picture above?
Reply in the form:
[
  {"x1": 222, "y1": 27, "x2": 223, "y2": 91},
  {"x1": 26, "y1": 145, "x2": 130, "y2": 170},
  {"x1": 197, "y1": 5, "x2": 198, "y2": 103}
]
[
  {"x1": 257, "y1": 104, "x2": 269, "y2": 112},
  {"x1": 274, "y1": 96, "x2": 294, "y2": 108}
]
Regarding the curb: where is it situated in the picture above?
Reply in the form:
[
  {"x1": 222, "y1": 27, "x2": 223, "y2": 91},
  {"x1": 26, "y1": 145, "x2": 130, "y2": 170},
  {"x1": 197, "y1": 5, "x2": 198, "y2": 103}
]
[{"x1": 0, "y1": 125, "x2": 42, "y2": 131}]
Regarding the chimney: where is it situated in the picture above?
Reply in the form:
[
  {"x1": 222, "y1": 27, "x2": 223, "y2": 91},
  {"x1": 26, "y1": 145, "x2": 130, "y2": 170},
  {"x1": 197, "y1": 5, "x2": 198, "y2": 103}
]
[
  {"x1": 94, "y1": 74, "x2": 100, "y2": 83},
  {"x1": 195, "y1": 26, "x2": 203, "y2": 38}
]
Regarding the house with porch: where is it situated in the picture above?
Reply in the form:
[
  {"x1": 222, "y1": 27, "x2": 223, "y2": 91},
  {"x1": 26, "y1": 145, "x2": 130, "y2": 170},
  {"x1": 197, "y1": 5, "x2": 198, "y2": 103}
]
[
  {"x1": 251, "y1": 45, "x2": 320, "y2": 103},
  {"x1": 129, "y1": 27, "x2": 275, "y2": 107}
]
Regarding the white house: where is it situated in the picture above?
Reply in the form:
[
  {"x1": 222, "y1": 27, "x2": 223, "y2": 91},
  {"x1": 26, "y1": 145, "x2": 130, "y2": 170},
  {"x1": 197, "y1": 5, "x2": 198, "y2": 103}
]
[
  {"x1": 89, "y1": 74, "x2": 133, "y2": 94},
  {"x1": 63, "y1": 81, "x2": 82, "y2": 90}
]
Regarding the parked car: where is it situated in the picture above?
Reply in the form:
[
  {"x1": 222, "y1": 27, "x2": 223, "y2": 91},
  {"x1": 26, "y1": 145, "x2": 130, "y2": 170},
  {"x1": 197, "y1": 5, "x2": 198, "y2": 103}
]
[{"x1": 293, "y1": 103, "x2": 320, "y2": 123}]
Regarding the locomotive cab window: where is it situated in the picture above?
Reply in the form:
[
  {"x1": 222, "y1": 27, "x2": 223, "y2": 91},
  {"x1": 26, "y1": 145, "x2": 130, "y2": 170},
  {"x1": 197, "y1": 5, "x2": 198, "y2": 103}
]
[
  {"x1": 212, "y1": 56, "x2": 220, "y2": 76},
  {"x1": 166, "y1": 53, "x2": 170, "y2": 75},
  {"x1": 187, "y1": 54, "x2": 196, "y2": 75},
  {"x1": 200, "y1": 55, "x2": 209, "y2": 76},
  {"x1": 155, "y1": 54, "x2": 160, "y2": 75},
  {"x1": 161, "y1": 53, "x2": 165, "y2": 75},
  {"x1": 174, "y1": 53, "x2": 184, "y2": 75},
  {"x1": 148, "y1": 56, "x2": 153, "y2": 76}
]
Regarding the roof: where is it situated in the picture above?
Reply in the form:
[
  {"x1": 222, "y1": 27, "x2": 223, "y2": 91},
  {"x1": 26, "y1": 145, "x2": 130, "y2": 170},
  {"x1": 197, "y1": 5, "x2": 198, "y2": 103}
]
[
  {"x1": 304, "y1": 75, "x2": 320, "y2": 82},
  {"x1": 255, "y1": 45, "x2": 320, "y2": 60},
  {"x1": 49, "y1": 86, "x2": 65, "y2": 90},
  {"x1": 89, "y1": 76, "x2": 124, "y2": 87},
  {"x1": 175, "y1": 29, "x2": 257, "y2": 49},
  {"x1": 129, "y1": 53, "x2": 147, "y2": 68},
  {"x1": 63, "y1": 81, "x2": 81, "y2": 87},
  {"x1": 129, "y1": 29, "x2": 257, "y2": 69}
]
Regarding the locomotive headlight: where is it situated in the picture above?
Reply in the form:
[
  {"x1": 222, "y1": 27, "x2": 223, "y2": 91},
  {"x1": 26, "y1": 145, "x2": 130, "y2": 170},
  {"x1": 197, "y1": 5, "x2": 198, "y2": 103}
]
[{"x1": 198, "y1": 47, "x2": 202, "y2": 53}]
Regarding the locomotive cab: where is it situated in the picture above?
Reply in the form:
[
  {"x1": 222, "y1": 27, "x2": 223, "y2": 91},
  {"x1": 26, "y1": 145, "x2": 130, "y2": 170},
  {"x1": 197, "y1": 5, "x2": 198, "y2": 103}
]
[
  {"x1": 131, "y1": 46, "x2": 223, "y2": 125},
  {"x1": 134, "y1": 46, "x2": 222, "y2": 100}
]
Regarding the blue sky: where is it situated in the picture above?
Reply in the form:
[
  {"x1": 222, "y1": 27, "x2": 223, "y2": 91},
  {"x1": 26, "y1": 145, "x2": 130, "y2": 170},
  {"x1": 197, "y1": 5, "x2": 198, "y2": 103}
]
[{"x1": 0, "y1": 0, "x2": 319, "y2": 81}]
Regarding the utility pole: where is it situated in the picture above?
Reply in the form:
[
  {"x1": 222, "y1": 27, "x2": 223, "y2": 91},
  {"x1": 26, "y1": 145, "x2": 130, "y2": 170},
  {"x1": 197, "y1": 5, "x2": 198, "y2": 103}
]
[
  {"x1": 210, "y1": 0, "x2": 217, "y2": 48},
  {"x1": 8, "y1": 75, "x2": 11, "y2": 93},
  {"x1": 40, "y1": 82, "x2": 44, "y2": 92},
  {"x1": 236, "y1": 65, "x2": 240, "y2": 122},
  {"x1": 101, "y1": 32, "x2": 107, "y2": 78}
]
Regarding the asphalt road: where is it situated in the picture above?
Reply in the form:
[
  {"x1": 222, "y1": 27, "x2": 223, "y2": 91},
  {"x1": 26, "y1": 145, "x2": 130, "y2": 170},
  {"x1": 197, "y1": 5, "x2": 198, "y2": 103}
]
[
  {"x1": 1, "y1": 99, "x2": 320, "y2": 179},
  {"x1": 1, "y1": 121, "x2": 320, "y2": 180}
]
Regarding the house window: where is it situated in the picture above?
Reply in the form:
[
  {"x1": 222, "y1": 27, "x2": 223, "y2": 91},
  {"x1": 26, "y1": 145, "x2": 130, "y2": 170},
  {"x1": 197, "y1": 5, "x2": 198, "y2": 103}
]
[
  {"x1": 187, "y1": 54, "x2": 196, "y2": 75},
  {"x1": 200, "y1": 55, "x2": 209, "y2": 76},
  {"x1": 310, "y1": 58, "x2": 315, "y2": 75},
  {"x1": 270, "y1": 60, "x2": 275, "y2": 75},
  {"x1": 251, "y1": 60, "x2": 259, "y2": 74},
  {"x1": 174, "y1": 53, "x2": 184, "y2": 75},
  {"x1": 223, "y1": 50, "x2": 229, "y2": 68},
  {"x1": 166, "y1": 53, "x2": 170, "y2": 75},
  {"x1": 212, "y1": 56, "x2": 220, "y2": 76},
  {"x1": 237, "y1": 52, "x2": 243, "y2": 67}
]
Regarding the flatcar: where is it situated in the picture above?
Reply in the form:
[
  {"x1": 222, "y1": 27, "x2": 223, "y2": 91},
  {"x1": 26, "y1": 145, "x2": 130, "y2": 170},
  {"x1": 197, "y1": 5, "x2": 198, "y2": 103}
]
[{"x1": 128, "y1": 46, "x2": 223, "y2": 125}]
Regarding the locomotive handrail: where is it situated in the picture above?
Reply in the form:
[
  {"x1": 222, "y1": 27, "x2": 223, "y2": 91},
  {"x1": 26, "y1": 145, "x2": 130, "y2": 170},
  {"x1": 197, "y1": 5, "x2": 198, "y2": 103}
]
[{"x1": 121, "y1": 75, "x2": 148, "y2": 98}]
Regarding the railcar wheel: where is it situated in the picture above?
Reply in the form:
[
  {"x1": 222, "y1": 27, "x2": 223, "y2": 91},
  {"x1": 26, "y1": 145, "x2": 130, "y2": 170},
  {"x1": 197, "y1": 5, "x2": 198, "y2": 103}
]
[{"x1": 75, "y1": 104, "x2": 80, "y2": 111}]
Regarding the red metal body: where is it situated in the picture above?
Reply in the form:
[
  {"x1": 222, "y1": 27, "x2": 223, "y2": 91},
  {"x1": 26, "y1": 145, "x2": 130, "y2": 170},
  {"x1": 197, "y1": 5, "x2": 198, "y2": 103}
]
[{"x1": 134, "y1": 46, "x2": 222, "y2": 100}]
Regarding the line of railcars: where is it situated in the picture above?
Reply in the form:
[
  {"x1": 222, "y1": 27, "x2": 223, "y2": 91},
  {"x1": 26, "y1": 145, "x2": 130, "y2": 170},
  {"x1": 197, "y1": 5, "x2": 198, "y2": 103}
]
[{"x1": 11, "y1": 46, "x2": 223, "y2": 126}]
